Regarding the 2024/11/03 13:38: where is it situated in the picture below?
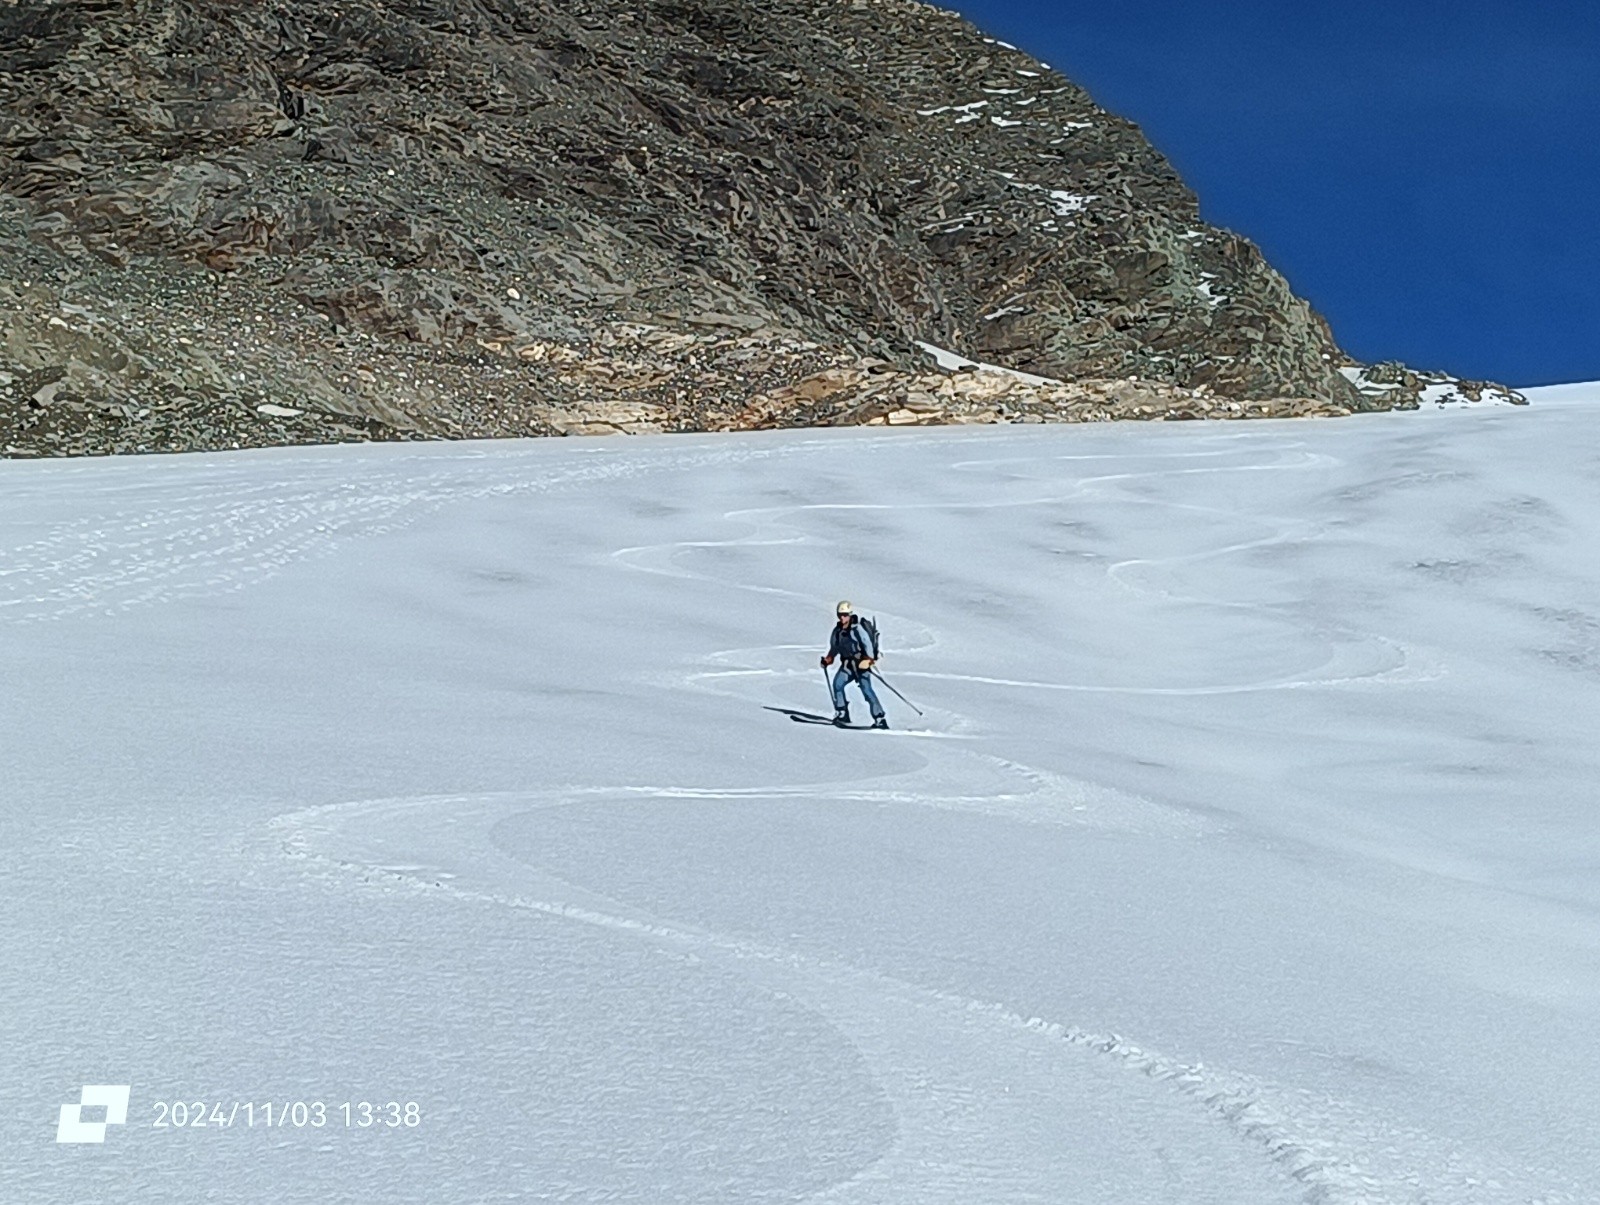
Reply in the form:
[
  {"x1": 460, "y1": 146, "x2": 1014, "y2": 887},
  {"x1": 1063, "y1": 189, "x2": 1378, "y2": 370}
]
[{"x1": 150, "y1": 1100, "x2": 422, "y2": 1129}]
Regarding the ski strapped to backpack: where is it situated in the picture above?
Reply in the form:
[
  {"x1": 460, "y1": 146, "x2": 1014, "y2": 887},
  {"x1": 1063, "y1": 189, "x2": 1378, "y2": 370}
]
[{"x1": 856, "y1": 615, "x2": 880, "y2": 663}]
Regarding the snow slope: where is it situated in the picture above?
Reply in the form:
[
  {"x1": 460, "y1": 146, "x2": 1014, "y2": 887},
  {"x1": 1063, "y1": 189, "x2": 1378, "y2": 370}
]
[{"x1": 4, "y1": 384, "x2": 1599, "y2": 1203}]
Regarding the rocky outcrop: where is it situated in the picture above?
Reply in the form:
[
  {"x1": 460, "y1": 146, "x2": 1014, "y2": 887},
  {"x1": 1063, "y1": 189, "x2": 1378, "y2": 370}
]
[
  {"x1": 732, "y1": 358, "x2": 1370, "y2": 431},
  {"x1": 1340, "y1": 362, "x2": 1524, "y2": 410},
  {"x1": 0, "y1": 0, "x2": 1518, "y2": 457}
]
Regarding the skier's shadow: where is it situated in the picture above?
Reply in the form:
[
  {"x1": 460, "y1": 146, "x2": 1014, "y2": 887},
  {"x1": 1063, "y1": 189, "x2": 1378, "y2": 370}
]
[{"x1": 763, "y1": 705, "x2": 836, "y2": 724}]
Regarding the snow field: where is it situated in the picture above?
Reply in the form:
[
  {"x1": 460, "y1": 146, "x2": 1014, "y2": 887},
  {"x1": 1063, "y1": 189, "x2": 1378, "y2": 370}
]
[{"x1": 4, "y1": 383, "x2": 1599, "y2": 1202}]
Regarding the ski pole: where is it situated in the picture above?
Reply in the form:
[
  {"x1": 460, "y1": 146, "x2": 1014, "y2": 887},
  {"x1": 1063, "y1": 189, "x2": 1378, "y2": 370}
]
[{"x1": 869, "y1": 669, "x2": 924, "y2": 716}]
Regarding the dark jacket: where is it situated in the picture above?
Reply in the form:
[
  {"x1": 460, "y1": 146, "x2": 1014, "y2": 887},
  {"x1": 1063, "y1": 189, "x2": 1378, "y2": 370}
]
[{"x1": 828, "y1": 618, "x2": 877, "y2": 667}]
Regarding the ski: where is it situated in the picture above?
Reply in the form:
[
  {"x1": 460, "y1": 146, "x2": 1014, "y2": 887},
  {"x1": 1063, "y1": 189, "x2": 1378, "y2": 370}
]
[
  {"x1": 790, "y1": 714, "x2": 878, "y2": 730},
  {"x1": 763, "y1": 705, "x2": 888, "y2": 730}
]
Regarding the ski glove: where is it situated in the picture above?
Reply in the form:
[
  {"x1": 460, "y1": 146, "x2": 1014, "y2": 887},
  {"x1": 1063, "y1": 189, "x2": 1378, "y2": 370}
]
[
  {"x1": 820, "y1": 655, "x2": 832, "y2": 668},
  {"x1": 858, "y1": 658, "x2": 874, "y2": 670}
]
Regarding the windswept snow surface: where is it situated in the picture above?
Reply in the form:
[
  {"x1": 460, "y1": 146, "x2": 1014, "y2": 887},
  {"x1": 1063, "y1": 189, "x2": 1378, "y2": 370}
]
[{"x1": 5, "y1": 385, "x2": 1600, "y2": 1203}]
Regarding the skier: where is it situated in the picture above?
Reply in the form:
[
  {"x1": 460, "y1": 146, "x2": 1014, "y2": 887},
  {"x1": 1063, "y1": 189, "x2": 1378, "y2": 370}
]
[{"x1": 820, "y1": 600, "x2": 888, "y2": 729}]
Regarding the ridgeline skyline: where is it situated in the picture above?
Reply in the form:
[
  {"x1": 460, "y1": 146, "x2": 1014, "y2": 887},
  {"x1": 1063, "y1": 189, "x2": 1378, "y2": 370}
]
[{"x1": 953, "y1": 0, "x2": 1599, "y2": 387}]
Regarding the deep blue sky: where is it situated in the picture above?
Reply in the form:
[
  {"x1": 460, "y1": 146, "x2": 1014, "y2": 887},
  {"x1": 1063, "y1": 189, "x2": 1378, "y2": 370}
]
[{"x1": 949, "y1": 1, "x2": 1598, "y2": 386}]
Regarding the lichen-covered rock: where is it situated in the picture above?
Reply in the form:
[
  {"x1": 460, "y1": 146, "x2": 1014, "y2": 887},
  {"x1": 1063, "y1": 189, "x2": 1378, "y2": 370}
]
[{"x1": 0, "y1": 0, "x2": 1516, "y2": 457}]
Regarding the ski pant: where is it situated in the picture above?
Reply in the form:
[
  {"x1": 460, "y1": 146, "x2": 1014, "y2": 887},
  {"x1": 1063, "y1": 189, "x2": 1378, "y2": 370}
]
[{"x1": 832, "y1": 667, "x2": 885, "y2": 719}]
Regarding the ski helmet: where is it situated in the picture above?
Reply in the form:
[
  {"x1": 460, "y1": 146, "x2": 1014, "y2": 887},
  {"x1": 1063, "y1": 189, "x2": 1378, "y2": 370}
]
[{"x1": 836, "y1": 600, "x2": 853, "y2": 616}]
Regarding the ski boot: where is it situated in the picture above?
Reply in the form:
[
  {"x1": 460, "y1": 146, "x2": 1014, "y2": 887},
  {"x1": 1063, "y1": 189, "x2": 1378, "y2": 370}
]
[
  {"x1": 871, "y1": 715, "x2": 889, "y2": 730},
  {"x1": 833, "y1": 707, "x2": 851, "y2": 727}
]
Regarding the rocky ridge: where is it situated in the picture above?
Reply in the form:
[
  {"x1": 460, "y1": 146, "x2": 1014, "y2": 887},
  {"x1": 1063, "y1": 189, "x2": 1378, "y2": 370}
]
[{"x1": 0, "y1": 0, "x2": 1521, "y2": 458}]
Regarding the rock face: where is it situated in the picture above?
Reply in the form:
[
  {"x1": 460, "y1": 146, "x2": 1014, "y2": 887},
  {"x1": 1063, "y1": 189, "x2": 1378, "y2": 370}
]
[{"x1": 0, "y1": 0, "x2": 1519, "y2": 456}]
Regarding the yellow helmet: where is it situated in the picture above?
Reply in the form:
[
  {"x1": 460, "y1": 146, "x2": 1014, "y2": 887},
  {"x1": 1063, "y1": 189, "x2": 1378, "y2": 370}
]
[{"x1": 836, "y1": 600, "x2": 853, "y2": 616}]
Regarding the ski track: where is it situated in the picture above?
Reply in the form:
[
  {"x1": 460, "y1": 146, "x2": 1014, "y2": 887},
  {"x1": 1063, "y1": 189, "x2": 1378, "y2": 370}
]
[
  {"x1": 269, "y1": 783, "x2": 1583, "y2": 1205},
  {"x1": 612, "y1": 436, "x2": 1439, "y2": 701},
  {"x1": 0, "y1": 441, "x2": 799, "y2": 624}
]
